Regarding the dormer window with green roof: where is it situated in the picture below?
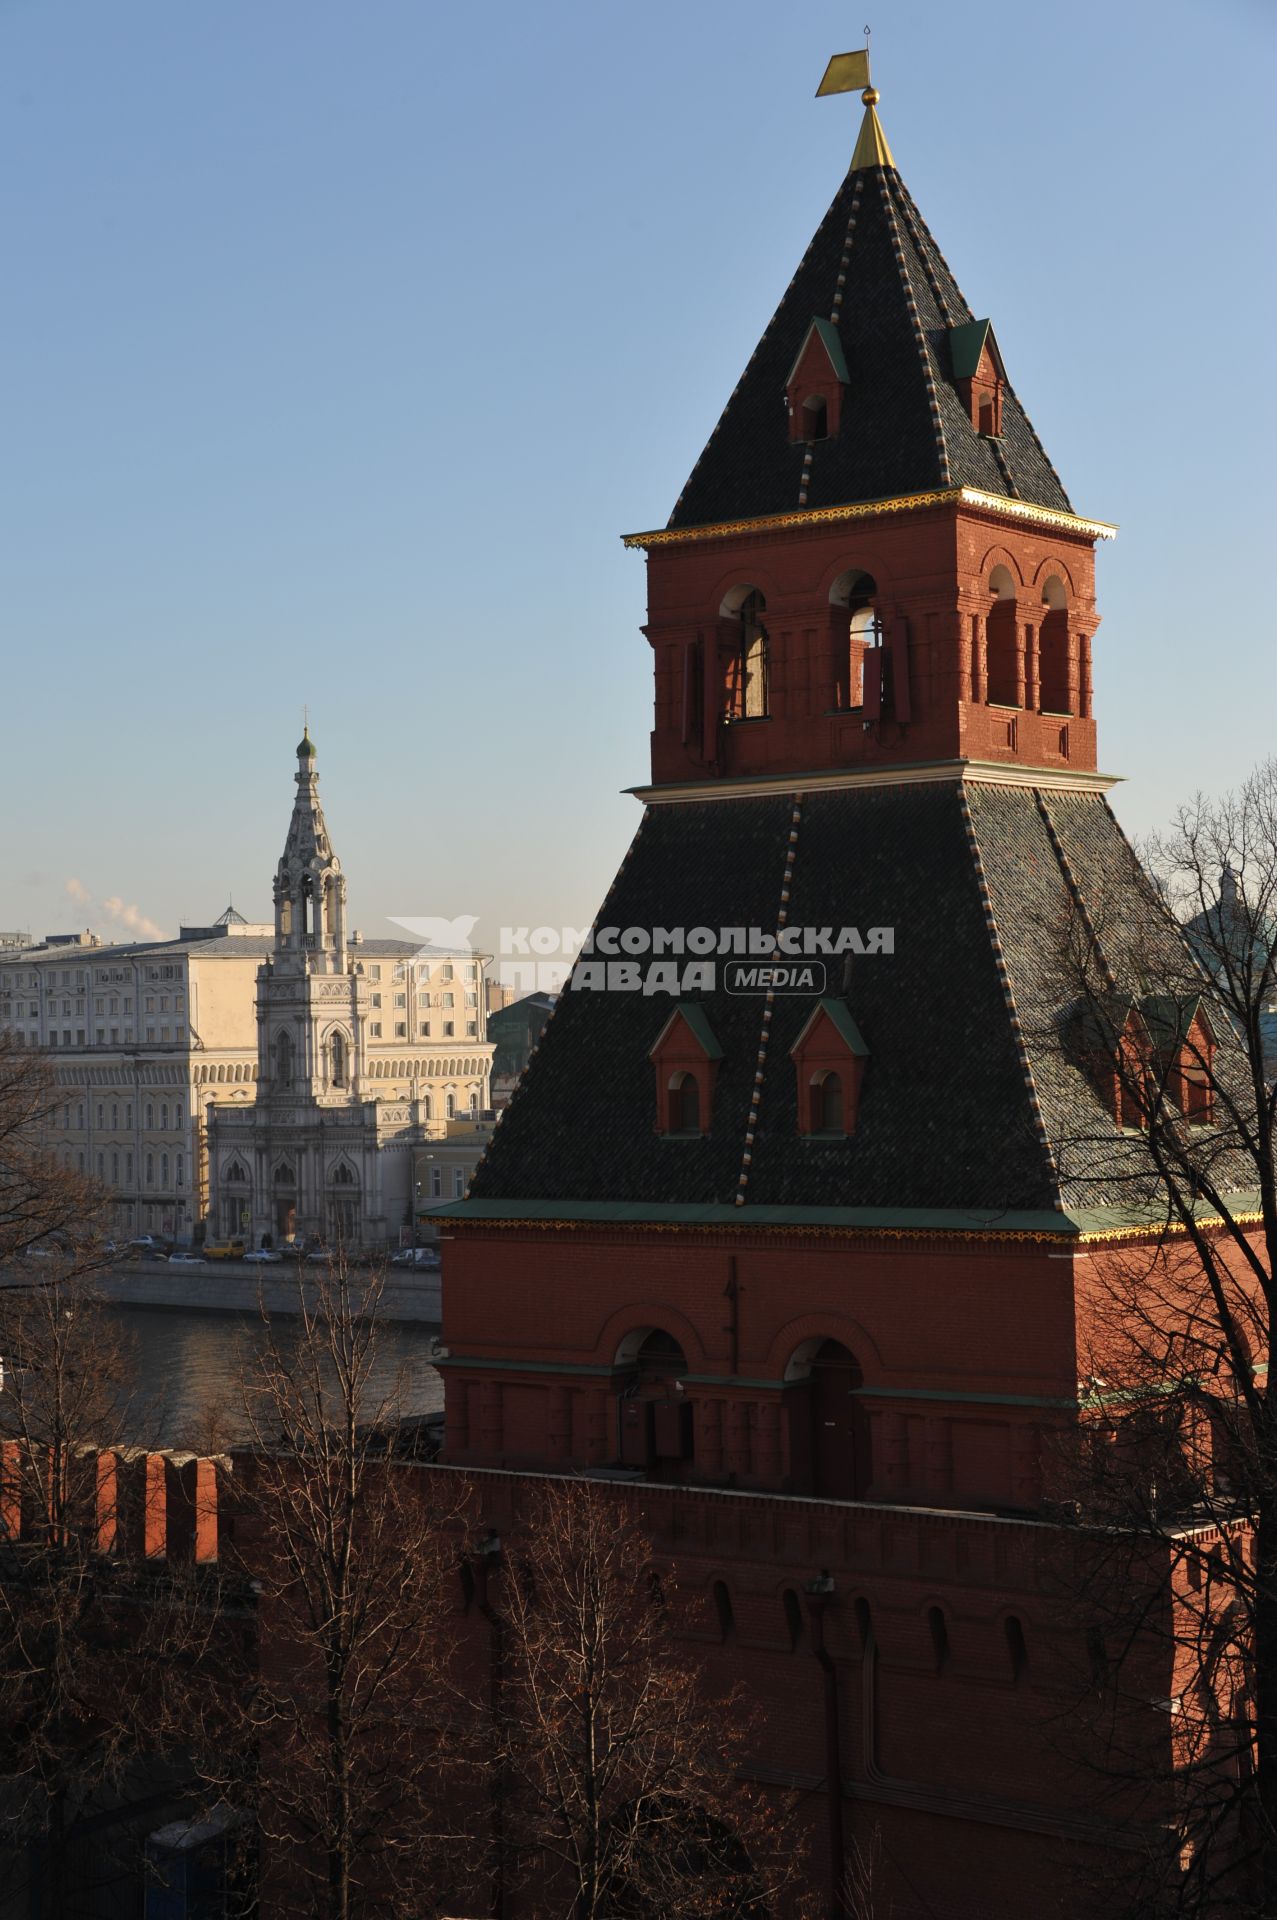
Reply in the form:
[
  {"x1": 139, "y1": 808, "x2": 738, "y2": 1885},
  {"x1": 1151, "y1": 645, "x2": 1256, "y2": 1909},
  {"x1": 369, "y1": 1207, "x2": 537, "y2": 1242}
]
[
  {"x1": 790, "y1": 998, "x2": 869, "y2": 1137},
  {"x1": 785, "y1": 317, "x2": 848, "y2": 443},
  {"x1": 649, "y1": 1006, "x2": 722, "y2": 1137},
  {"x1": 949, "y1": 319, "x2": 1004, "y2": 438}
]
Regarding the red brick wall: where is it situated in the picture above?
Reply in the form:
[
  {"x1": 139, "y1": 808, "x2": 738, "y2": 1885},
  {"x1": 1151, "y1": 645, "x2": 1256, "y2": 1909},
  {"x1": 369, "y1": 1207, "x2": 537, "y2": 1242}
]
[
  {"x1": 426, "y1": 1464, "x2": 1176, "y2": 1920},
  {"x1": 440, "y1": 1224, "x2": 1081, "y2": 1508},
  {"x1": 644, "y1": 500, "x2": 1100, "y2": 786}
]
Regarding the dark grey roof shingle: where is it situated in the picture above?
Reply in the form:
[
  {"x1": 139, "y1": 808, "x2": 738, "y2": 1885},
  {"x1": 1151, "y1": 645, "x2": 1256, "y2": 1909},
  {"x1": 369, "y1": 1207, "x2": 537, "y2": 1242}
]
[
  {"x1": 668, "y1": 161, "x2": 1070, "y2": 531},
  {"x1": 470, "y1": 784, "x2": 1255, "y2": 1222}
]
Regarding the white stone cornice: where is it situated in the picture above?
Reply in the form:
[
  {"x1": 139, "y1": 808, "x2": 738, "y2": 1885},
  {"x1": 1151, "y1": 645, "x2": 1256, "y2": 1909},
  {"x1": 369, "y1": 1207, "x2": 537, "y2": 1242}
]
[{"x1": 627, "y1": 759, "x2": 1122, "y2": 806}]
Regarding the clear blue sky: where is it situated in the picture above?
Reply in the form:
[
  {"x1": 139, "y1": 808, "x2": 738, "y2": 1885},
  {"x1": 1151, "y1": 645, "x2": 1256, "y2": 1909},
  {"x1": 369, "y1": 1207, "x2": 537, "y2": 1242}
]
[{"x1": 2, "y1": 0, "x2": 1273, "y2": 960}]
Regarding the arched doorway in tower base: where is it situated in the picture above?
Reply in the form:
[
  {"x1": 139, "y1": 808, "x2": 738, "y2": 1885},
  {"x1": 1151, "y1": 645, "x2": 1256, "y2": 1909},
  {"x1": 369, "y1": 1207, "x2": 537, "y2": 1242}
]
[
  {"x1": 615, "y1": 1328, "x2": 692, "y2": 1478},
  {"x1": 783, "y1": 1338, "x2": 871, "y2": 1499}
]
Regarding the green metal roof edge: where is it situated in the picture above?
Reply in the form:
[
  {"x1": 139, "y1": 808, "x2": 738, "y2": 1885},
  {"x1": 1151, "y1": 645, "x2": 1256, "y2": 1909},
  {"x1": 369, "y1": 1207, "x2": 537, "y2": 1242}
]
[
  {"x1": 784, "y1": 316, "x2": 851, "y2": 391},
  {"x1": 1062, "y1": 1188, "x2": 1265, "y2": 1238},
  {"x1": 815, "y1": 996, "x2": 869, "y2": 1056},
  {"x1": 812, "y1": 316, "x2": 850, "y2": 385},
  {"x1": 422, "y1": 1189, "x2": 1265, "y2": 1237},
  {"x1": 423, "y1": 1198, "x2": 1081, "y2": 1234},
  {"x1": 949, "y1": 317, "x2": 991, "y2": 380},
  {"x1": 677, "y1": 1002, "x2": 724, "y2": 1060}
]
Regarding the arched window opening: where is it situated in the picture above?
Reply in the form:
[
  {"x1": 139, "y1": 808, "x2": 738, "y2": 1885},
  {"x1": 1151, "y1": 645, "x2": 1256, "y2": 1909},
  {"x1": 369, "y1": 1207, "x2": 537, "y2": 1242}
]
[
  {"x1": 783, "y1": 1588, "x2": 807, "y2": 1653},
  {"x1": 928, "y1": 1605, "x2": 949, "y2": 1673},
  {"x1": 274, "y1": 1029, "x2": 294, "y2": 1089},
  {"x1": 985, "y1": 566, "x2": 1019, "y2": 707},
  {"x1": 802, "y1": 394, "x2": 828, "y2": 441},
  {"x1": 830, "y1": 569, "x2": 879, "y2": 710},
  {"x1": 728, "y1": 590, "x2": 769, "y2": 720},
  {"x1": 811, "y1": 1069, "x2": 844, "y2": 1133},
  {"x1": 446, "y1": 1091, "x2": 456, "y2": 1119},
  {"x1": 330, "y1": 1030, "x2": 348, "y2": 1089},
  {"x1": 1086, "y1": 1626, "x2": 1109, "y2": 1692},
  {"x1": 667, "y1": 1070, "x2": 701, "y2": 1135},
  {"x1": 273, "y1": 1162, "x2": 296, "y2": 1186},
  {"x1": 742, "y1": 620, "x2": 768, "y2": 718},
  {"x1": 633, "y1": 1328, "x2": 687, "y2": 1383},
  {"x1": 712, "y1": 1580, "x2": 735, "y2": 1644},
  {"x1": 846, "y1": 605, "x2": 880, "y2": 712},
  {"x1": 1005, "y1": 1614, "x2": 1028, "y2": 1684},
  {"x1": 854, "y1": 1596, "x2": 873, "y2": 1653}
]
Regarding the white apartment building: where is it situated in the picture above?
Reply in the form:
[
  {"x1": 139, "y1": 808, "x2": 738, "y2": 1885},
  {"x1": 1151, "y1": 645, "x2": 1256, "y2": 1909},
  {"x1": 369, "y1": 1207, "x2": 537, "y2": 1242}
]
[
  {"x1": 0, "y1": 915, "x2": 265, "y2": 1238},
  {"x1": 2, "y1": 739, "x2": 494, "y2": 1245}
]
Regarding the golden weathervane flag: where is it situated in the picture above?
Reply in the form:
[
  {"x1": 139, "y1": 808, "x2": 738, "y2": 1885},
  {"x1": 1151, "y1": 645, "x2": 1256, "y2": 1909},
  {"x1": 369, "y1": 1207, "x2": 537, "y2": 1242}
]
[{"x1": 816, "y1": 48, "x2": 871, "y2": 97}]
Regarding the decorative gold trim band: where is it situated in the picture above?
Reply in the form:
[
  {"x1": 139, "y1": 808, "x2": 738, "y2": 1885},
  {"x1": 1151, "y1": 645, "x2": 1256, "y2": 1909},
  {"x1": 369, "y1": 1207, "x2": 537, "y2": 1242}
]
[
  {"x1": 438, "y1": 1216, "x2": 1073, "y2": 1247},
  {"x1": 1075, "y1": 1209, "x2": 1264, "y2": 1249},
  {"x1": 622, "y1": 486, "x2": 1118, "y2": 551},
  {"x1": 437, "y1": 1210, "x2": 1260, "y2": 1251}
]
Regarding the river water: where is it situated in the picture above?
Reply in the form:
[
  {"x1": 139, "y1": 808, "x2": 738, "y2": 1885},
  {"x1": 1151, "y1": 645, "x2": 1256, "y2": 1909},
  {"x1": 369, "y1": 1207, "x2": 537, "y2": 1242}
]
[{"x1": 102, "y1": 1302, "x2": 444, "y2": 1451}]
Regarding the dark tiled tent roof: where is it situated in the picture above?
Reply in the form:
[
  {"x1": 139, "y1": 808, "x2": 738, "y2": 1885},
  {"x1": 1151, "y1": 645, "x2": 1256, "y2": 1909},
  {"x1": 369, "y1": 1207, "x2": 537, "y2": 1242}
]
[
  {"x1": 668, "y1": 153, "x2": 1070, "y2": 530},
  {"x1": 467, "y1": 782, "x2": 1239, "y2": 1220}
]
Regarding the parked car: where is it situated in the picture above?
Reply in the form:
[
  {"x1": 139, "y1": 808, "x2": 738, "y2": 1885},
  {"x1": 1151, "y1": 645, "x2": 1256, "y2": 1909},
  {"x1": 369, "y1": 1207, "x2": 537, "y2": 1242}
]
[
  {"x1": 305, "y1": 1247, "x2": 333, "y2": 1264},
  {"x1": 168, "y1": 1252, "x2": 207, "y2": 1267},
  {"x1": 204, "y1": 1238, "x2": 247, "y2": 1261},
  {"x1": 243, "y1": 1248, "x2": 283, "y2": 1264},
  {"x1": 278, "y1": 1241, "x2": 306, "y2": 1260},
  {"x1": 391, "y1": 1247, "x2": 441, "y2": 1269}
]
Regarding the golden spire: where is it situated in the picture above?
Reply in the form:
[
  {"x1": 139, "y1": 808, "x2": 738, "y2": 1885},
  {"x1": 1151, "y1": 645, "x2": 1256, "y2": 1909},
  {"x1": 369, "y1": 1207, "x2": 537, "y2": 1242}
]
[
  {"x1": 816, "y1": 36, "x2": 895, "y2": 173},
  {"x1": 850, "y1": 91, "x2": 895, "y2": 172}
]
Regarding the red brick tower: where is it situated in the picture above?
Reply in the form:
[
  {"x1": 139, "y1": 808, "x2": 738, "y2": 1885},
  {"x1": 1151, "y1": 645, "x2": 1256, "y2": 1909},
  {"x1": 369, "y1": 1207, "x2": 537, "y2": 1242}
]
[{"x1": 429, "y1": 66, "x2": 1215, "y2": 1920}]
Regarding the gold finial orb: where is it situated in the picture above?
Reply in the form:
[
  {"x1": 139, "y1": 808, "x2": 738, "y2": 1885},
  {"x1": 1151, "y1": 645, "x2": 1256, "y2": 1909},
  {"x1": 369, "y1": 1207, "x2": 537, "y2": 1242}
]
[{"x1": 862, "y1": 85, "x2": 880, "y2": 105}]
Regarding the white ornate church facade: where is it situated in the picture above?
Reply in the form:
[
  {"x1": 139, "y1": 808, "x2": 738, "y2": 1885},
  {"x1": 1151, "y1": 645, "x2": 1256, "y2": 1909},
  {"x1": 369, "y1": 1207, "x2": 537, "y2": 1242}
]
[{"x1": 206, "y1": 731, "x2": 492, "y2": 1248}]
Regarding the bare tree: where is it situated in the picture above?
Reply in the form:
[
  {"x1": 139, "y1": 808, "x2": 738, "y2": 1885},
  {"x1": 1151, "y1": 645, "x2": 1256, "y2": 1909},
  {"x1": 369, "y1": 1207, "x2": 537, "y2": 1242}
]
[
  {"x1": 491, "y1": 1477, "x2": 808, "y2": 1920},
  {"x1": 0, "y1": 1031, "x2": 104, "y2": 1271},
  {"x1": 1044, "y1": 758, "x2": 1277, "y2": 1914},
  {"x1": 226, "y1": 1256, "x2": 477, "y2": 1920},
  {"x1": 0, "y1": 1275, "x2": 232, "y2": 1916}
]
